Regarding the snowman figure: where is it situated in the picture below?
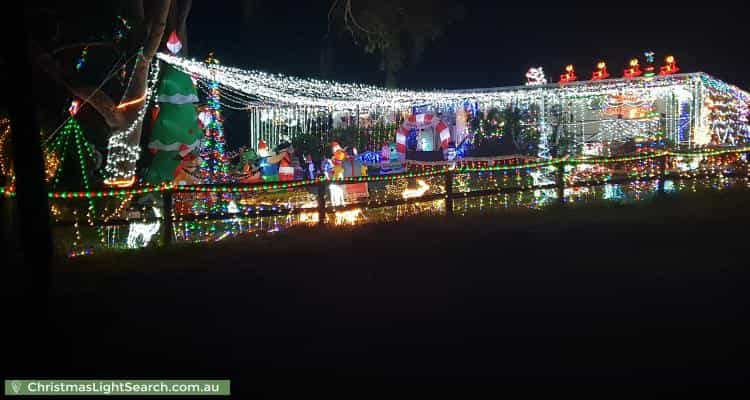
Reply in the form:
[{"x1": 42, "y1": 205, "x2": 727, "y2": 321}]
[
  {"x1": 305, "y1": 154, "x2": 316, "y2": 179},
  {"x1": 321, "y1": 157, "x2": 334, "y2": 179}
]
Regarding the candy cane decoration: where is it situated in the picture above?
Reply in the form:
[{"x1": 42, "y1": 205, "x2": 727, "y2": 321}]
[
  {"x1": 435, "y1": 120, "x2": 450, "y2": 149},
  {"x1": 395, "y1": 113, "x2": 452, "y2": 157},
  {"x1": 396, "y1": 125, "x2": 409, "y2": 154}
]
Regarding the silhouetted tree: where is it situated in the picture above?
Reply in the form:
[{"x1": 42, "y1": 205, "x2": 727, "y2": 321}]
[{"x1": 328, "y1": 0, "x2": 464, "y2": 87}]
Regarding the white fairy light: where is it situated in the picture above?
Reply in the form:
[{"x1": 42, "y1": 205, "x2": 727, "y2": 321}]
[
  {"x1": 127, "y1": 221, "x2": 161, "y2": 248},
  {"x1": 104, "y1": 58, "x2": 161, "y2": 186},
  {"x1": 525, "y1": 67, "x2": 547, "y2": 85},
  {"x1": 158, "y1": 52, "x2": 735, "y2": 113},
  {"x1": 154, "y1": 53, "x2": 750, "y2": 152},
  {"x1": 329, "y1": 184, "x2": 346, "y2": 207},
  {"x1": 402, "y1": 180, "x2": 430, "y2": 199}
]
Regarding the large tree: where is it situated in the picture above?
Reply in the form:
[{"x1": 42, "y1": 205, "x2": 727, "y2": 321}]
[
  {"x1": 27, "y1": 0, "x2": 194, "y2": 183},
  {"x1": 328, "y1": 0, "x2": 464, "y2": 88}
]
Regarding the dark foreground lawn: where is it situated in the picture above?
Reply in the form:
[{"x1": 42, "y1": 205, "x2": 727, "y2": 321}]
[{"x1": 5, "y1": 190, "x2": 750, "y2": 395}]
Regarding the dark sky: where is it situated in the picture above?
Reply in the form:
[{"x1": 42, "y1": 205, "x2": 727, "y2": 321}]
[{"x1": 188, "y1": 2, "x2": 749, "y2": 90}]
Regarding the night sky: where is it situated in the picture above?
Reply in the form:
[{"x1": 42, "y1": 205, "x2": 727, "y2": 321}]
[{"x1": 189, "y1": 2, "x2": 748, "y2": 90}]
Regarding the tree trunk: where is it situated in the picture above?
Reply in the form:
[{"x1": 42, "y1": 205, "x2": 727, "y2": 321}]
[
  {"x1": 121, "y1": 0, "x2": 172, "y2": 144},
  {"x1": 100, "y1": 0, "x2": 173, "y2": 182},
  {"x1": 5, "y1": 13, "x2": 53, "y2": 376}
]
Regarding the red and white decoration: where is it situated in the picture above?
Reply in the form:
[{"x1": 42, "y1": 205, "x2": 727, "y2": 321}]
[
  {"x1": 68, "y1": 99, "x2": 81, "y2": 116},
  {"x1": 394, "y1": 113, "x2": 451, "y2": 157},
  {"x1": 279, "y1": 159, "x2": 294, "y2": 181},
  {"x1": 166, "y1": 31, "x2": 182, "y2": 55}
]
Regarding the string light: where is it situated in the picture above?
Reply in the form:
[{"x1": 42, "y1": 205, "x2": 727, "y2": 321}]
[
  {"x1": 75, "y1": 46, "x2": 88, "y2": 71},
  {"x1": 199, "y1": 52, "x2": 232, "y2": 183},
  {"x1": 156, "y1": 53, "x2": 750, "y2": 156},
  {"x1": 104, "y1": 56, "x2": 160, "y2": 186},
  {"x1": 159, "y1": 53, "x2": 725, "y2": 110},
  {"x1": 0, "y1": 119, "x2": 13, "y2": 182},
  {"x1": 402, "y1": 179, "x2": 430, "y2": 199},
  {"x1": 115, "y1": 94, "x2": 146, "y2": 110},
  {"x1": 4, "y1": 144, "x2": 750, "y2": 255}
]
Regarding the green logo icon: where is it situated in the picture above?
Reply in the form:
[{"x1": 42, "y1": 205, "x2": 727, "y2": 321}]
[{"x1": 10, "y1": 381, "x2": 21, "y2": 394}]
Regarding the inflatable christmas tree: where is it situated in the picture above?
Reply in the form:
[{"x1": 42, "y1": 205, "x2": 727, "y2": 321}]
[{"x1": 145, "y1": 62, "x2": 202, "y2": 185}]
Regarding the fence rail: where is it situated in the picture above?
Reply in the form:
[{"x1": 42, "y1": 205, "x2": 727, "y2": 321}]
[{"x1": 2, "y1": 146, "x2": 750, "y2": 249}]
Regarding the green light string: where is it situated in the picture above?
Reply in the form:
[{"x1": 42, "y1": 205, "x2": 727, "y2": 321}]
[
  {"x1": 71, "y1": 119, "x2": 106, "y2": 245},
  {"x1": 1, "y1": 146, "x2": 747, "y2": 199}
]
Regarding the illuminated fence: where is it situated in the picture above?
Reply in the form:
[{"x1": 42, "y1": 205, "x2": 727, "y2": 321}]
[{"x1": 1, "y1": 146, "x2": 749, "y2": 256}]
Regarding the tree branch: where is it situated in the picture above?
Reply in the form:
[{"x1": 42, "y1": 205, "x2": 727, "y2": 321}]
[
  {"x1": 28, "y1": 40, "x2": 125, "y2": 130},
  {"x1": 119, "y1": 0, "x2": 171, "y2": 150},
  {"x1": 143, "y1": 0, "x2": 171, "y2": 60},
  {"x1": 51, "y1": 41, "x2": 114, "y2": 56}
]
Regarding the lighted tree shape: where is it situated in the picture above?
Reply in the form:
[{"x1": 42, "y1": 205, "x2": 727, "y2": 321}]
[{"x1": 198, "y1": 53, "x2": 231, "y2": 183}]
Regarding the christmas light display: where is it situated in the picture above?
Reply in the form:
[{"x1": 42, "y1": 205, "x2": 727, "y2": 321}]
[
  {"x1": 660, "y1": 55, "x2": 680, "y2": 76},
  {"x1": 113, "y1": 15, "x2": 132, "y2": 44},
  {"x1": 166, "y1": 31, "x2": 182, "y2": 55},
  {"x1": 199, "y1": 52, "x2": 231, "y2": 182},
  {"x1": 402, "y1": 179, "x2": 430, "y2": 199},
  {"x1": 525, "y1": 67, "x2": 547, "y2": 85},
  {"x1": 75, "y1": 46, "x2": 88, "y2": 71},
  {"x1": 0, "y1": 119, "x2": 12, "y2": 182},
  {"x1": 9, "y1": 144, "x2": 750, "y2": 257},
  {"x1": 559, "y1": 65, "x2": 577, "y2": 83},
  {"x1": 45, "y1": 118, "x2": 96, "y2": 190},
  {"x1": 68, "y1": 99, "x2": 81, "y2": 116},
  {"x1": 592, "y1": 61, "x2": 610, "y2": 81},
  {"x1": 329, "y1": 184, "x2": 346, "y2": 207},
  {"x1": 127, "y1": 219, "x2": 161, "y2": 248},
  {"x1": 642, "y1": 51, "x2": 657, "y2": 77},
  {"x1": 104, "y1": 56, "x2": 160, "y2": 186},
  {"x1": 157, "y1": 53, "x2": 750, "y2": 157},
  {"x1": 5, "y1": 50, "x2": 748, "y2": 257},
  {"x1": 623, "y1": 58, "x2": 643, "y2": 78}
]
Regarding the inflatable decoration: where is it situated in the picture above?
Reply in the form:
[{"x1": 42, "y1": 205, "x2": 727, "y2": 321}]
[
  {"x1": 395, "y1": 113, "x2": 451, "y2": 160},
  {"x1": 145, "y1": 63, "x2": 201, "y2": 185}
]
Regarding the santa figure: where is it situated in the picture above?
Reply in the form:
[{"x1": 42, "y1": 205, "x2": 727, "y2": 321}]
[
  {"x1": 257, "y1": 139, "x2": 270, "y2": 158},
  {"x1": 278, "y1": 147, "x2": 294, "y2": 181}
]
